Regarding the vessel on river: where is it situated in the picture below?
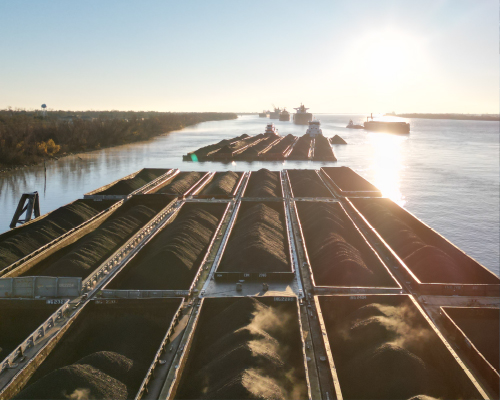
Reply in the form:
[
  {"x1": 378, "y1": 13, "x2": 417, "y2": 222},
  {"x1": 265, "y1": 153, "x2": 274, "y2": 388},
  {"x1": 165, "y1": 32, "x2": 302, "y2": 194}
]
[
  {"x1": 279, "y1": 108, "x2": 290, "y2": 121},
  {"x1": 346, "y1": 119, "x2": 364, "y2": 129},
  {"x1": 364, "y1": 113, "x2": 410, "y2": 134},
  {"x1": 269, "y1": 107, "x2": 281, "y2": 119},
  {"x1": 293, "y1": 103, "x2": 313, "y2": 125},
  {"x1": 259, "y1": 110, "x2": 269, "y2": 118}
]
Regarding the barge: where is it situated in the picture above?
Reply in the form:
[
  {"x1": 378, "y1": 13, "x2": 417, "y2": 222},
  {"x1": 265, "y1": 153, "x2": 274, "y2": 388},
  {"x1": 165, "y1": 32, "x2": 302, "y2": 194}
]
[{"x1": 0, "y1": 167, "x2": 498, "y2": 400}]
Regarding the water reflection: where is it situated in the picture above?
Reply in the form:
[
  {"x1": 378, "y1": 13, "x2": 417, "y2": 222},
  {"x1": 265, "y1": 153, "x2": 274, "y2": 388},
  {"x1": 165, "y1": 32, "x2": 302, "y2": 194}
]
[{"x1": 367, "y1": 132, "x2": 407, "y2": 206}]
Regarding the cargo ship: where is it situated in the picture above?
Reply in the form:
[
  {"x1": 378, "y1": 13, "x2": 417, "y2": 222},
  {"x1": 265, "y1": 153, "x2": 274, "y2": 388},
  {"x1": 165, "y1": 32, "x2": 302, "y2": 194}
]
[
  {"x1": 346, "y1": 119, "x2": 364, "y2": 129},
  {"x1": 364, "y1": 113, "x2": 410, "y2": 134},
  {"x1": 293, "y1": 103, "x2": 313, "y2": 125},
  {"x1": 279, "y1": 108, "x2": 290, "y2": 121},
  {"x1": 258, "y1": 110, "x2": 269, "y2": 118},
  {"x1": 269, "y1": 107, "x2": 281, "y2": 119}
]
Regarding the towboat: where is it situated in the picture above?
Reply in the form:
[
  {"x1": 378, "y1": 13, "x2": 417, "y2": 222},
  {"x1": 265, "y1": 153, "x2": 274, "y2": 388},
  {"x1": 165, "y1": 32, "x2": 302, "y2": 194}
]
[
  {"x1": 346, "y1": 119, "x2": 364, "y2": 129},
  {"x1": 306, "y1": 120, "x2": 323, "y2": 137},
  {"x1": 264, "y1": 123, "x2": 279, "y2": 136}
]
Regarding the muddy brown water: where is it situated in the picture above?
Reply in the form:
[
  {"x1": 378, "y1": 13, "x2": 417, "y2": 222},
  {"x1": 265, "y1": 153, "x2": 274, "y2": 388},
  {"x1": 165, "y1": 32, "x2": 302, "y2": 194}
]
[
  {"x1": 218, "y1": 202, "x2": 291, "y2": 274},
  {"x1": 444, "y1": 307, "x2": 499, "y2": 371},
  {"x1": 175, "y1": 297, "x2": 308, "y2": 400},
  {"x1": 0, "y1": 199, "x2": 116, "y2": 271},
  {"x1": 296, "y1": 201, "x2": 398, "y2": 287},
  {"x1": 318, "y1": 295, "x2": 482, "y2": 400},
  {"x1": 106, "y1": 202, "x2": 227, "y2": 290},
  {"x1": 18, "y1": 196, "x2": 174, "y2": 278},
  {"x1": 16, "y1": 298, "x2": 182, "y2": 400},
  {"x1": 0, "y1": 300, "x2": 61, "y2": 359},
  {"x1": 244, "y1": 169, "x2": 282, "y2": 198},
  {"x1": 322, "y1": 166, "x2": 380, "y2": 193},
  {"x1": 96, "y1": 168, "x2": 170, "y2": 196},
  {"x1": 351, "y1": 198, "x2": 499, "y2": 285},
  {"x1": 287, "y1": 169, "x2": 333, "y2": 198}
]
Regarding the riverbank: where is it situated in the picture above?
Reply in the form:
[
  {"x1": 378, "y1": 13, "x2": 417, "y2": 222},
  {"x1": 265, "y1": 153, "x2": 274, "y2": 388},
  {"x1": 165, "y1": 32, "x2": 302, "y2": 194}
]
[
  {"x1": 0, "y1": 111, "x2": 237, "y2": 168},
  {"x1": 393, "y1": 113, "x2": 499, "y2": 121}
]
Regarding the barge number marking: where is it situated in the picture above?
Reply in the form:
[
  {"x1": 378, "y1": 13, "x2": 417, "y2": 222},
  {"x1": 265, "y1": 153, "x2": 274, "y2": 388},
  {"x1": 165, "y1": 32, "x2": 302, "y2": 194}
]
[{"x1": 350, "y1": 296, "x2": 367, "y2": 300}]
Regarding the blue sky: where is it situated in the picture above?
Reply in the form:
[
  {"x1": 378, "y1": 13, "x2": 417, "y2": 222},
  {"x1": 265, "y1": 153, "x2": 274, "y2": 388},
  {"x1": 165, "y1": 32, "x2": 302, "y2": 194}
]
[{"x1": 0, "y1": 0, "x2": 498, "y2": 113}]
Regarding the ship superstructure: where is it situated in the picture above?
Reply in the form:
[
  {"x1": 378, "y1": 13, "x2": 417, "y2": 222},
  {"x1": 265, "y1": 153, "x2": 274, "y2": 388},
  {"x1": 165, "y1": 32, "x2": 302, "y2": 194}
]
[
  {"x1": 293, "y1": 103, "x2": 313, "y2": 125},
  {"x1": 264, "y1": 123, "x2": 279, "y2": 136},
  {"x1": 306, "y1": 120, "x2": 323, "y2": 137},
  {"x1": 259, "y1": 110, "x2": 270, "y2": 118}
]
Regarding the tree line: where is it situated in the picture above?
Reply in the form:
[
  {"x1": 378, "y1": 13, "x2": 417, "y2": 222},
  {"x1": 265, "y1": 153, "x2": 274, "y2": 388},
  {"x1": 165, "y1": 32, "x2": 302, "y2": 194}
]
[{"x1": 0, "y1": 110, "x2": 237, "y2": 166}]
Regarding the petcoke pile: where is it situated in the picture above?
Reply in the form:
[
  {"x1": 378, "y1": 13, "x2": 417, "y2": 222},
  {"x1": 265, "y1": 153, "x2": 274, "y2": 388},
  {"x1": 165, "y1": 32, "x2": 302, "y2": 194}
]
[
  {"x1": 312, "y1": 134, "x2": 337, "y2": 161},
  {"x1": 96, "y1": 168, "x2": 169, "y2": 195},
  {"x1": 17, "y1": 300, "x2": 181, "y2": 400},
  {"x1": 322, "y1": 299, "x2": 467, "y2": 399},
  {"x1": 353, "y1": 199, "x2": 471, "y2": 283},
  {"x1": 175, "y1": 297, "x2": 307, "y2": 399},
  {"x1": 0, "y1": 200, "x2": 113, "y2": 271},
  {"x1": 322, "y1": 167, "x2": 380, "y2": 194},
  {"x1": 21, "y1": 197, "x2": 171, "y2": 278},
  {"x1": 265, "y1": 134, "x2": 296, "y2": 157},
  {"x1": 244, "y1": 169, "x2": 282, "y2": 198},
  {"x1": 214, "y1": 135, "x2": 264, "y2": 157},
  {"x1": 154, "y1": 171, "x2": 205, "y2": 195},
  {"x1": 235, "y1": 135, "x2": 277, "y2": 159},
  {"x1": 287, "y1": 169, "x2": 333, "y2": 198},
  {"x1": 200, "y1": 171, "x2": 242, "y2": 196},
  {"x1": 288, "y1": 134, "x2": 312, "y2": 160},
  {"x1": 297, "y1": 202, "x2": 395, "y2": 287},
  {"x1": 106, "y1": 203, "x2": 226, "y2": 290},
  {"x1": 218, "y1": 202, "x2": 290, "y2": 273},
  {"x1": 188, "y1": 134, "x2": 249, "y2": 160},
  {"x1": 0, "y1": 301, "x2": 60, "y2": 359},
  {"x1": 330, "y1": 135, "x2": 347, "y2": 144}
]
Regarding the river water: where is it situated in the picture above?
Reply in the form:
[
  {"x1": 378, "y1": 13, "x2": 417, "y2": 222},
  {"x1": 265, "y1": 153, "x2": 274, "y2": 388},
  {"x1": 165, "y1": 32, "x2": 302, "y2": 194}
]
[{"x1": 0, "y1": 114, "x2": 498, "y2": 275}]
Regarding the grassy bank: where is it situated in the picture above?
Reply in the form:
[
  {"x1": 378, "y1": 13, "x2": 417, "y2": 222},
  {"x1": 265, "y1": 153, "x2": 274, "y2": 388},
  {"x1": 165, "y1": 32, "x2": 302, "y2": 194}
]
[{"x1": 0, "y1": 110, "x2": 237, "y2": 166}]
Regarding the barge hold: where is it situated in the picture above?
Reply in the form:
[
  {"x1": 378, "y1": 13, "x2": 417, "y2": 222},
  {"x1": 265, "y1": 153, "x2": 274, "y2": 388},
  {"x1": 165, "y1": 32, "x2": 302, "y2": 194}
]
[
  {"x1": 183, "y1": 134, "x2": 249, "y2": 161},
  {"x1": 288, "y1": 134, "x2": 313, "y2": 160},
  {"x1": 0, "y1": 300, "x2": 61, "y2": 361},
  {"x1": 13, "y1": 298, "x2": 183, "y2": 400},
  {"x1": 215, "y1": 201, "x2": 294, "y2": 281},
  {"x1": 312, "y1": 134, "x2": 337, "y2": 161},
  {"x1": 243, "y1": 169, "x2": 283, "y2": 198},
  {"x1": 5, "y1": 195, "x2": 175, "y2": 280},
  {"x1": 295, "y1": 201, "x2": 400, "y2": 290},
  {"x1": 0, "y1": 199, "x2": 117, "y2": 275},
  {"x1": 105, "y1": 202, "x2": 228, "y2": 292},
  {"x1": 196, "y1": 171, "x2": 244, "y2": 198},
  {"x1": 321, "y1": 166, "x2": 382, "y2": 197},
  {"x1": 316, "y1": 294, "x2": 487, "y2": 400},
  {"x1": 84, "y1": 168, "x2": 173, "y2": 199},
  {"x1": 172, "y1": 297, "x2": 309, "y2": 400},
  {"x1": 147, "y1": 171, "x2": 209, "y2": 196},
  {"x1": 440, "y1": 306, "x2": 499, "y2": 396},
  {"x1": 286, "y1": 169, "x2": 334, "y2": 198},
  {"x1": 348, "y1": 198, "x2": 500, "y2": 296}
]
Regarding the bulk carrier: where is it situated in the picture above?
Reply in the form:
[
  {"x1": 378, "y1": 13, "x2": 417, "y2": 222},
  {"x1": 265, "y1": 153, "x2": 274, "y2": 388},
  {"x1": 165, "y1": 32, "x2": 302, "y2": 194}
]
[
  {"x1": 293, "y1": 103, "x2": 313, "y2": 124},
  {"x1": 279, "y1": 108, "x2": 290, "y2": 121},
  {"x1": 269, "y1": 107, "x2": 281, "y2": 119}
]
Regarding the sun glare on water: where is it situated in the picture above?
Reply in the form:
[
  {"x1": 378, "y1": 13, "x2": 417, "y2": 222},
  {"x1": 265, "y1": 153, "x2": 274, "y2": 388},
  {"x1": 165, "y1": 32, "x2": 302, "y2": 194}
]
[{"x1": 367, "y1": 132, "x2": 407, "y2": 206}]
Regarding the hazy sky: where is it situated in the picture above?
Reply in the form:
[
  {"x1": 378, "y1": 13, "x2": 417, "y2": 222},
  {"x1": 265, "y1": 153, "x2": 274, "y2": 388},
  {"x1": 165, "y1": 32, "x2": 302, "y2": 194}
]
[{"x1": 1, "y1": 0, "x2": 498, "y2": 113}]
